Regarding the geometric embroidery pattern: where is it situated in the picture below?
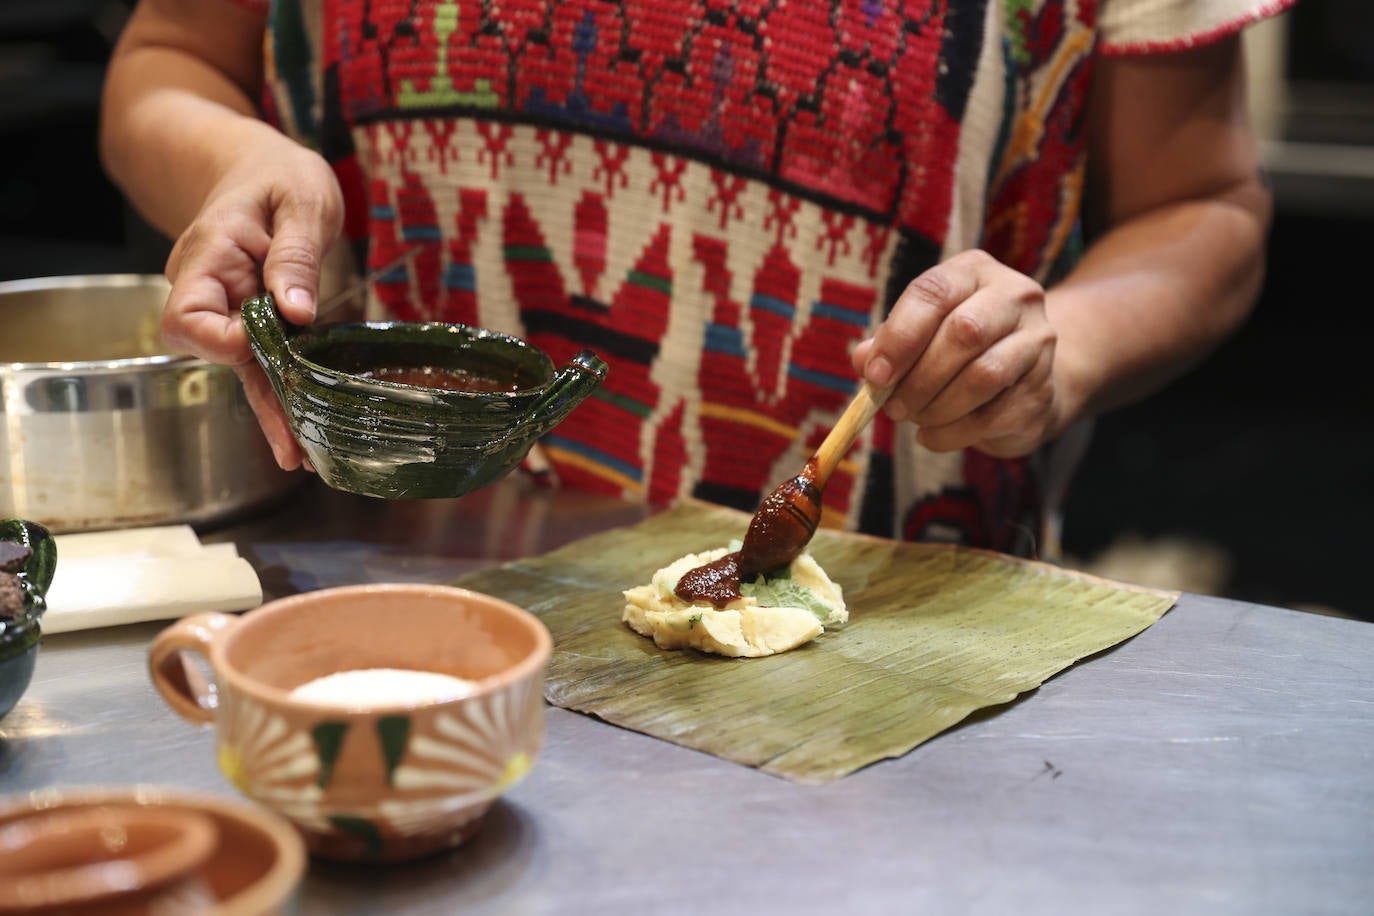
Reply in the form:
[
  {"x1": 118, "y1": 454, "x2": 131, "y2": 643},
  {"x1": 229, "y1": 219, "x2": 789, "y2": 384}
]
[{"x1": 258, "y1": 0, "x2": 1120, "y2": 553}]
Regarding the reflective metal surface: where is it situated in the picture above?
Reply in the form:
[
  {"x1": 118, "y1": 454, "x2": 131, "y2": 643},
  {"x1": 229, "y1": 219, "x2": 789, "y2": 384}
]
[
  {"x1": 3, "y1": 480, "x2": 1371, "y2": 915},
  {"x1": 0, "y1": 275, "x2": 299, "y2": 532}
]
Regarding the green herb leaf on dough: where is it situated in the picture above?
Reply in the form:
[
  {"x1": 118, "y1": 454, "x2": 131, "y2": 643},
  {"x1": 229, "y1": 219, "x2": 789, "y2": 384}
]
[{"x1": 741, "y1": 576, "x2": 833, "y2": 622}]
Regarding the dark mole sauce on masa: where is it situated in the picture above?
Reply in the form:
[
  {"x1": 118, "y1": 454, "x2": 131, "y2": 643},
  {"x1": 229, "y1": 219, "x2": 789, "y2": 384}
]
[
  {"x1": 673, "y1": 462, "x2": 820, "y2": 608},
  {"x1": 674, "y1": 551, "x2": 743, "y2": 608},
  {"x1": 357, "y1": 366, "x2": 520, "y2": 392}
]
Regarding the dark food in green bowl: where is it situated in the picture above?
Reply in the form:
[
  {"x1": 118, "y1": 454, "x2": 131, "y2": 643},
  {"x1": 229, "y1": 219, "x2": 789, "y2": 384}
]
[
  {"x1": 241, "y1": 294, "x2": 608, "y2": 500},
  {"x1": 0, "y1": 519, "x2": 55, "y2": 719}
]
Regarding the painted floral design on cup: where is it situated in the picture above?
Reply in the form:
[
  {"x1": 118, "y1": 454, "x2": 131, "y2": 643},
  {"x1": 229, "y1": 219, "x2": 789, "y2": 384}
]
[
  {"x1": 381, "y1": 676, "x2": 544, "y2": 837},
  {"x1": 214, "y1": 687, "x2": 329, "y2": 834}
]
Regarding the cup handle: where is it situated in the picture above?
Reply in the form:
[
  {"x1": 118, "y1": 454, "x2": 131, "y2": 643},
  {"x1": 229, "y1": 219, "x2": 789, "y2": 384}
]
[
  {"x1": 240, "y1": 294, "x2": 293, "y2": 384},
  {"x1": 521, "y1": 349, "x2": 608, "y2": 438},
  {"x1": 148, "y1": 612, "x2": 239, "y2": 725}
]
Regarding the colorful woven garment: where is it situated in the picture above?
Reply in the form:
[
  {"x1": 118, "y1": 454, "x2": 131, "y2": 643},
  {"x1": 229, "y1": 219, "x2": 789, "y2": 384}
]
[{"x1": 245, "y1": 0, "x2": 1289, "y2": 556}]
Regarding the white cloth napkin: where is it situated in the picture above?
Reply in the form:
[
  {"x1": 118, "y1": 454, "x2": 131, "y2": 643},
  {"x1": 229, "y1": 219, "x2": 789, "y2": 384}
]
[{"x1": 41, "y1": 526, "x2": 263, "y2": 634}]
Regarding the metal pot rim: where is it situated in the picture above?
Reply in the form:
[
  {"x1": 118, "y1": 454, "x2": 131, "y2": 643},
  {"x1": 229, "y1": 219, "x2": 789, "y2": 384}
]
[
  {"x1": 0, "y1": 273, "x2": 201, "y2": 373},
  {"x1": 0, "y1": 272, "x2": 169, "y2": 295},
  {"x1": 4, "y1": 354, "x2": 198, "y2": 373}
]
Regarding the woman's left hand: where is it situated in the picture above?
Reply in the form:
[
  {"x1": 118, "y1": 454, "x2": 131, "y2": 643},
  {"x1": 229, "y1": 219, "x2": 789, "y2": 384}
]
[{"x1": 852, "y1": 248, "x2": 1065, "y2": 459}]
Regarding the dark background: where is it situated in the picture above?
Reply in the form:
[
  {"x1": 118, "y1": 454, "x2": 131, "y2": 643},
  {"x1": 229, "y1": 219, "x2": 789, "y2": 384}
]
[{"x1": 2, "y1": 2, "x2": 1369, "y2": 619}]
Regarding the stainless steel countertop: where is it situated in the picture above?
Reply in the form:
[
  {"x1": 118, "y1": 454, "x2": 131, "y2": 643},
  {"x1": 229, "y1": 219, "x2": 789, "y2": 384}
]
[{"x1": 3, "y1": 478, "x2": 1371, "y2": 915}]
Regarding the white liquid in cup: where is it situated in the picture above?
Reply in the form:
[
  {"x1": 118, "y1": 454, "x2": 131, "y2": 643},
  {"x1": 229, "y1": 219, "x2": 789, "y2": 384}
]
[{"x1": 289, "y1": 668, "x2": 479, "y2": 708}]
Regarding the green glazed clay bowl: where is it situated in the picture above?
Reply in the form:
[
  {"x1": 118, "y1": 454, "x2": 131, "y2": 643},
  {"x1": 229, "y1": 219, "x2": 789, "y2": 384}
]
[
  {"x1": 241, "y1": 295, "x2": 607, "y2": 499},
  {"x1": 1, "y1": 519, "x2": 56, "y2": 720}
]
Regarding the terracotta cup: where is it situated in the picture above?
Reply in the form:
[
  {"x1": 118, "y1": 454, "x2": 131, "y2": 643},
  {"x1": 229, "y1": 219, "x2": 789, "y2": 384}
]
[
  {"x1": 0, "y1": 786, "x2": 305, "y2": 915},
  {"x1": 149, "y1": 584, "x2": 553, "y2": 863}
]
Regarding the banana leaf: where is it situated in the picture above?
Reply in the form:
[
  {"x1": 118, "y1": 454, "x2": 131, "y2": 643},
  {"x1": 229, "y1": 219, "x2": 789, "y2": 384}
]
[{"x1": 453, "y1": 500, "x2": 1177, "y2": 784}]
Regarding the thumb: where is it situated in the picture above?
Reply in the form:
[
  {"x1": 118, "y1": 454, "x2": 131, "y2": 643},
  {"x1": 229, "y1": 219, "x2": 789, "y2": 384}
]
[{"x1": 261, "y1": 191, "x2": 342, "y2": 327}]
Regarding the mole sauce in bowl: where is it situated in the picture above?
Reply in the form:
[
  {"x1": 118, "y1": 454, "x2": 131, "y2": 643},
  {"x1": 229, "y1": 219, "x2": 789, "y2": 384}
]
[
  {"x1": 354, "y1": 366, "x2": 522, "y2": 393},
  {"x1": 301, "y1": 334, "x2": 540, "y2": 396}
]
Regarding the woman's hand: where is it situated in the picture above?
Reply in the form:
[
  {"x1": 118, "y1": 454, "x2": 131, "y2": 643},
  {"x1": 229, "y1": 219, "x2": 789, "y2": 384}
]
[
  {"x1": 161, "y1": 133, "x2": 344, "y2": 469},
  {"x1": 99, "y1": 0, "x2": 344, "y2": 471},
  {"x1": 854, "y1": 36, "x2": 1272, "y2": 463},
  {"x1": 852, "y1": 249, "x2": 1065, "y2": 459}
]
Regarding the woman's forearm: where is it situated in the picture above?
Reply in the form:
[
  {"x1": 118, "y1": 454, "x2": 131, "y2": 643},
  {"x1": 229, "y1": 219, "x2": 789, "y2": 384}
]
[
  {"x1": 1048, "y1": 35, "x2": 1273, "y2": 435},
  {"x1": 1047, "y1": 172, "x2": 1271, "y2": 429},
  {"x1": 98, "y1": 0, "x2": 270, "y2": 237},
  {"x1": 101, "y1": 82, "x2": 278, "y2": 237}
]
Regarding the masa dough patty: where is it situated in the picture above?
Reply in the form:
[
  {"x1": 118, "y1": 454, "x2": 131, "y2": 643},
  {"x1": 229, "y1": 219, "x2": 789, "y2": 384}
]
[{"x1": 622, "y1": 547, "x2": 846, "y2": 658}]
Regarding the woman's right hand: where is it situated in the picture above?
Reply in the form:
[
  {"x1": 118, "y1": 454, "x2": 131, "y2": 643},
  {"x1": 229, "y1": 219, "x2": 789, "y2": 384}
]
[{"x1": 161, "y1": 129, "x2": 344, "y2": 470}]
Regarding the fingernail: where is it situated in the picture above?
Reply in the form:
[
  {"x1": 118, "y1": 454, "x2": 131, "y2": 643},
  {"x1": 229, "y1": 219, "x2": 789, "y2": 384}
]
[
  {"x1": 286, "y1": 286, "x2": 315, "y2": 320},
  {"x1": 886, "y1": 400, "x2": 908, "y2": 422},
  {"x1": 866, "y1": 356, "x2": 893, "y2": 387}
]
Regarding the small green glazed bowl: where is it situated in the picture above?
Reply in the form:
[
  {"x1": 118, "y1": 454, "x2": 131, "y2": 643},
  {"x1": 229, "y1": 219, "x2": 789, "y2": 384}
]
[
  {"x1": 242, "y1": 295, "x2": 608, "y2": 499},
  {"x1": 1, "y1": 519, "x2": 56, "y2": 720}
]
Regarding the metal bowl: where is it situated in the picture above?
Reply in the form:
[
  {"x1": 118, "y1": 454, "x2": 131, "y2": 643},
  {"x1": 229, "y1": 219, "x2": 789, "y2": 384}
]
[{"x1": 0, "y1": 275, "x2": 299, "y2": 533}]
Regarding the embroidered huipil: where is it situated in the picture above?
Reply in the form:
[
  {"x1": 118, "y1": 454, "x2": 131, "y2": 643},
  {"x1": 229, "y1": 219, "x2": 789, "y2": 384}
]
[{"x1": 243, "y1": 0, "x2": 1290, "y2": 555}]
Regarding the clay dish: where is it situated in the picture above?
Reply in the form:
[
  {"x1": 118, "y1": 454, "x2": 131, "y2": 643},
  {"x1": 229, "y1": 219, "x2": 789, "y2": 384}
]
[
  {"x1": 241, "y1": 294, "x2": 606, "y2": 499},
  {"x1": 0, "y1": 786, "x2": 305, "y2": 915},
  {"x1": 0, "y1": 519, "x2": 56, "y2": 720}
]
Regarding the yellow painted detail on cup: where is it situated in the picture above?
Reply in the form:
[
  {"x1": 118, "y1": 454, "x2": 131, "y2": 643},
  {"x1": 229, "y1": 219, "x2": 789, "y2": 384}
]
[
  {"x1": 218, "y1": 744, "x2": 249, "y2": 793},
  {"x1": 495, "y1": 752, "x2": 531, "y2": 793}
]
